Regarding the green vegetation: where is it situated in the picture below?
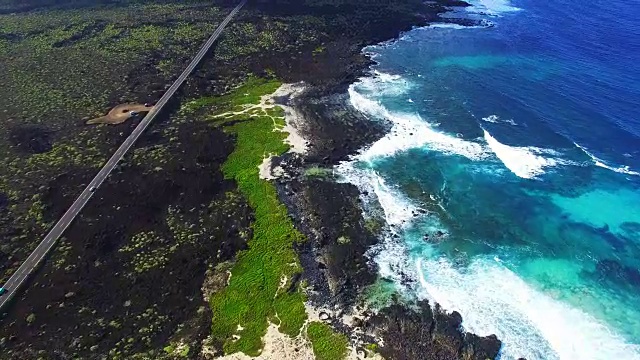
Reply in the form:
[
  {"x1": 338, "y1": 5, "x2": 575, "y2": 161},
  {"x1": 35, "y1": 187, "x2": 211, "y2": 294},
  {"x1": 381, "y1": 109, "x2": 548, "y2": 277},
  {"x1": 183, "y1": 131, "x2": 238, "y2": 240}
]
[
  {"x1": 307, "y1": 322, "x2": 349, "y2": 360},
  {"x1": 178, "y1": 77, "x2": 350, "y2": 356},
  {"x1": 0, "y1": 1, "x2": 230, "y2": 287},
  {"x1": 337, "y1": 235, "x2": 351, "y2": 244},
  {"x1": 364, "y1": 216, "x2": 385, "y2": 235},
  {"x1": 183, "y1": 76, "x2": 281, "y2": 113},
  {"x1": 119, "y1": 192, "x2": 251, "y2": 276},
  {"x1": 52, "y1": 238, "x2": 73, "y2": 271},
  {"x1": 163, "y1": 342, "x2": 190, "y2": 358},
  {"x1": 213, "y1": 15, "x2": 325, "y2": 62},
  {"x1": 304, "y1": 166, "x2": 333, "y2": 178},
  {"x1": 312, "y1": 45, "x2": 326, "y2": 57},
  {"x1": 365, "y1": 342, "x2": 379, "y2": 352},
  {"x1": 192, "y1": 78, "x2": 308, "y2": 355},
  {"x1": 105, "y1": 305, "x2": 169, "y2": 358},
  {"x1": 119, "y1": 231, "x2": 171, "y2": 274}
]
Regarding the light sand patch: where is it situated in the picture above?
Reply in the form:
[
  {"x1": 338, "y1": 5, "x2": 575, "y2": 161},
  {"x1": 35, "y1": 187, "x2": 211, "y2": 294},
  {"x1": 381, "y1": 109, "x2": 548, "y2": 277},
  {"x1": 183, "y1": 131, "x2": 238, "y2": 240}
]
[
  {"x1": 259, "y1": 155, "x2": 276, "y2": 180},
  {"x1": 86, "y1": 103, "x2": 153, "y2": 125},
  {"x1": 247, "y1": 83, "x2": 307, "y2": 180},
  {"x1": 258, "y1": 155, "x2": 285, "y2": 180},
  {"x1": 214, "y1": 82, "x2": 309, "y2": 158},
  {"x1": 268, "y1": 83, "x2": 308, "y2": 154},
  {"x1": 214, "y1": 322, "x2": 315, "y2": 360},
  {"x1": 206, "y1": 303, "x2": 384, "y2": 360}
]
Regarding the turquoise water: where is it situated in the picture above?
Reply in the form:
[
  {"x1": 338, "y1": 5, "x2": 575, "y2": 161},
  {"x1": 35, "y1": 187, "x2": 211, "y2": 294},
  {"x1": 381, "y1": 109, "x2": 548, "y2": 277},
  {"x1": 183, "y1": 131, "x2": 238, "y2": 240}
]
[{"x1": 338, "y1": 0, "x2": 640, "y2": 358}]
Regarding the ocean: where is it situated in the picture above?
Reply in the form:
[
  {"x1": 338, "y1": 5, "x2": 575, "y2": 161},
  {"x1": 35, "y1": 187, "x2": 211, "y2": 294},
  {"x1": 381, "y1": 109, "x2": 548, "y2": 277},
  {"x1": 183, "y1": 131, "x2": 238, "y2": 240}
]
[{"x1": 337, "y1": 0, "x2": 640, "y2": 358}]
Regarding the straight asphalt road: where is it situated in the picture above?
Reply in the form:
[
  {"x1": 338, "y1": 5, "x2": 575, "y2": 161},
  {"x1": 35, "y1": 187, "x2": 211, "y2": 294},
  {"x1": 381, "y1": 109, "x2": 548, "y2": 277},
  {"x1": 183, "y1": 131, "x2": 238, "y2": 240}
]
[{"x1": 0, "y1": 0, "x2": 247, "y2": 312}]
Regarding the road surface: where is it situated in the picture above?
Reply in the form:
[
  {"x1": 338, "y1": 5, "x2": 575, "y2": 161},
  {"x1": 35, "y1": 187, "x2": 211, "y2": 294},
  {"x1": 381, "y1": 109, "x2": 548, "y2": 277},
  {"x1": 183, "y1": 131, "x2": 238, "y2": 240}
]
[{"x1": 0, "y1": 0, "x2": 247, "y2": 312}]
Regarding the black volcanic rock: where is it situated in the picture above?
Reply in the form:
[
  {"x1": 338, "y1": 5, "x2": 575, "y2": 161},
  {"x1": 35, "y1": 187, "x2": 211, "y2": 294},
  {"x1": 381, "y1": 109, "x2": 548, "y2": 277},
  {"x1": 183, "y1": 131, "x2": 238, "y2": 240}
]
[
  {"x1": 8, "y1": 125, "x2": 53, "y2": 154},
  {"x1": 368, "y1": 300, "x2": 502, "y2": 360}
]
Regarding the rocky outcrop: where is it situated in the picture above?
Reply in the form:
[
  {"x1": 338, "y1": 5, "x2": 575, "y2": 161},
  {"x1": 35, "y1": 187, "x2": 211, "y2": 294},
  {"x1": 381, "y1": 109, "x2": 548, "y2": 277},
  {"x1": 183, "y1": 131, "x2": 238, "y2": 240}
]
[
  {"x1": 368, "y1": 301, "x2": 502, "y2": 360},
  {"x1": 272, "y1": 79, "x2": 505, "y2": 359}
]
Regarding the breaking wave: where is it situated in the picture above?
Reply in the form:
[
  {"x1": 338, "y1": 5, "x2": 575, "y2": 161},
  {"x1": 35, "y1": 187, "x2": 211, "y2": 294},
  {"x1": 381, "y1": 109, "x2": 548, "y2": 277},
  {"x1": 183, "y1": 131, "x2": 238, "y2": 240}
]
[
  {"x1": 483, "y1": 129, "x2": 569, "y2": 179},
  {"x1": 348, "y1": 75, "x2": 490, "y2": 162},
  {"x1": 341, "y1": 158, "x2": 640, "y2": 360},
  {"x1": 415, "y1": 256, "x2": 640, "y2": 360},
  {"x1": 574, "y1": 142, "x2": 640, "y2": 176}
]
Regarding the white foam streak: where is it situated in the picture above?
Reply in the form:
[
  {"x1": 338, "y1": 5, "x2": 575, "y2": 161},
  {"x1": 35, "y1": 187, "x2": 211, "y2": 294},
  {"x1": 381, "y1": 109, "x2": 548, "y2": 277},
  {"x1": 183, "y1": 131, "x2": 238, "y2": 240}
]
[
  {"x1": 482, "y1": 114, "x2": 517, "y2": 125},
  {"x1": 373, "y1": 175, "x2": 417, "y2": 227},
  {"x1": 483, "y1": 129, "x2": 561, "y2": 178},
  {"x1": 416, "y1": 257, "x2": 640, "y2": 360},
  {"x1": 428, "y1": 23, "x2": 484, "y2": 30},
  {"x1": 334, "y1": 163, "x2": 417, "y2": 229},
  {"x1": 574, "y1": 142, "x2": 640, "y2": 176},
  {"x1": 348, "y1": 83, "x2": 489, "y2": 162},
  {"x1": 466, "y1": 0, "x2": 522, "y2": 15}
]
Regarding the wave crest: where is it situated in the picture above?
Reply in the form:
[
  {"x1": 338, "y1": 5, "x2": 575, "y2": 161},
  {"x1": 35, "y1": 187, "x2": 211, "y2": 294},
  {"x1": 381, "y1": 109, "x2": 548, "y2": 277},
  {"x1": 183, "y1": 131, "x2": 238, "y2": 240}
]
[
  {"x1": 348, "y1": 78, "x2": 490, "y2": 162},
  {"x1": 574, "y1": 142, "x2": 640, "y2": 176},
  {"x1": 415, "y1": 256, "x2": 640, "y2": 360},
  {"x1": 483, "y1": 129, "x2": 568, "y2": 179}
]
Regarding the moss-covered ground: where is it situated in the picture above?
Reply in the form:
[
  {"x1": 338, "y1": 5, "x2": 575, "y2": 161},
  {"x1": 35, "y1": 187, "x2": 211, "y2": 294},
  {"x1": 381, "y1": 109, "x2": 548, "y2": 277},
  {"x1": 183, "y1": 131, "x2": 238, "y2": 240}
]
[
  {"x1": 182, "y1": 77, "x2": 307, "y2": 355},
  {"x1": 184, "y1": 77, "x2": 349, "y2": 358},
  {"x1": 307, "y1": 321, "x2": 349, "y2": 360}
]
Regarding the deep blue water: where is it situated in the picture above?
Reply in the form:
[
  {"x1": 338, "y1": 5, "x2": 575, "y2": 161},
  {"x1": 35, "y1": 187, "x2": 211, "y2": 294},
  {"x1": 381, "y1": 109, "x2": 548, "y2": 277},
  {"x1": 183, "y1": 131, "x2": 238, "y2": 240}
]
[{"x1": 338, "y1": 0, "x2": 640, "y2": 358}]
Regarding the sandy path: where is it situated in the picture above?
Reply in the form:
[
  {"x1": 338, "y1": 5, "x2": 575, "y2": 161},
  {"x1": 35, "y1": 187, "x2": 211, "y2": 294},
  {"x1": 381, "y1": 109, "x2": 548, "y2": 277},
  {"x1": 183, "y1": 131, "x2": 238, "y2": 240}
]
[
  {"x1": 86, "y1": 103, "x2": 153, "y2": 125},
  {"x1": 247, "y1": 83, "x2": 308, "y2": 180}
]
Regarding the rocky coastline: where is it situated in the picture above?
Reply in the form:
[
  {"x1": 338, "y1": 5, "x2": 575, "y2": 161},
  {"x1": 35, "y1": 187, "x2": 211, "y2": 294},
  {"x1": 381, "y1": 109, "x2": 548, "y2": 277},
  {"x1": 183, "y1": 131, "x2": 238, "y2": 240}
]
[
  {"x1": 0, "y1": 0, "x2": 503, "y2": 358},
  {"x1": 270, "y1": 82, "x2": 503, "y2": 359}
]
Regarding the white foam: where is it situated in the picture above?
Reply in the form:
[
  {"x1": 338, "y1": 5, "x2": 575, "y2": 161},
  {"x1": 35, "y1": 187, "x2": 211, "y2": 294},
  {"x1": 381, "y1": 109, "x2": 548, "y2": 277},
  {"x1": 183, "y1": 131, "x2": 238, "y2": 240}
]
[
  {"x1": 428, "y1": 23, "x2": 481, "y2": 30},
  {"x1": 373, "y1": 70, "x2": 402, "y2": 83},
  {"x1": 482, "y1": 114, "x2": 500, "y2": 123},
  {"x1": 357, "y1": 72, "x2": 411, "y2": 96},
  {"x1": 348, "y1": 83, "x2": 490, "y2": 162},
  {"x1": 481, "y1": 114, "x2": 517, "y2": 125},
  {"x1": 574, "y1": 142, "x2": 640, "y2": 176},
  {"x1": 466, "y1": 0, "x2": 522, "y2": 15},
  {"x1": 335, "y1": 162, "x2": 418, "y2": 229},
  {"x1": 373, "y1": 174, "x2": 418, "y2": 227},
  {"x1": 415, "y1": 256, "x2": 640, "y2": 360},
  {"x1": 483, "y1": 129, "x2": 563, "y2": 179},
  {"x1": 374, "y1": 235, "x2": 414, "y2": 289}
]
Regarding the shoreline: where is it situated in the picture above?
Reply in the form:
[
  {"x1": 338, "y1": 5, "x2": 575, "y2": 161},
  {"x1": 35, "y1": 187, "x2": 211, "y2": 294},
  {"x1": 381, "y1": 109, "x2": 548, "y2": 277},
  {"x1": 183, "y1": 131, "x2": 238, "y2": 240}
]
[
  {"x1": 270, "y1": 73, "x2": 503, "y2": 360},
  {"x1": 0, "y1": 0, "x2": 503, "y2": 359},
  {"x1": 258, "y1": 83, "x2": 308, "y2": 181}
]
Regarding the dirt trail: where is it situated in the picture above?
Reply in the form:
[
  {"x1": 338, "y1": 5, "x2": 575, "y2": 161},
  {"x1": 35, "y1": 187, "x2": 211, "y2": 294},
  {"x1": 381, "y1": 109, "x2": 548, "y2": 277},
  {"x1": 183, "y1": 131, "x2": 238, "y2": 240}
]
[{"x1": 86, "y1": 103, "x2": 153, "y2": 125}]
